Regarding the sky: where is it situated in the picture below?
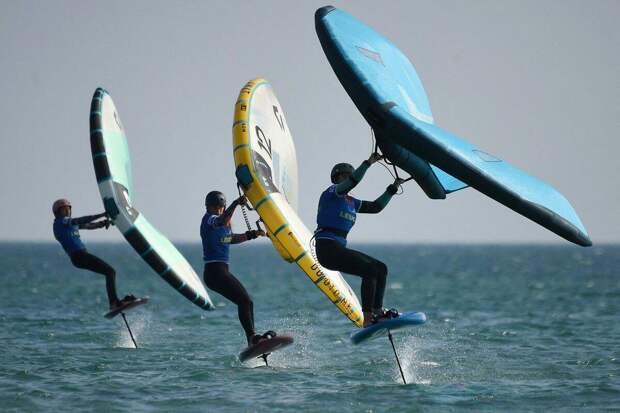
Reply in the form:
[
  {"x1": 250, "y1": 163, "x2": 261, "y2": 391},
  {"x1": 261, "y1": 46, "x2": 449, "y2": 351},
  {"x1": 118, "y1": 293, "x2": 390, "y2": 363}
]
[{"x1": 1, "y1": 0, "x2": 618, "y2": 244}]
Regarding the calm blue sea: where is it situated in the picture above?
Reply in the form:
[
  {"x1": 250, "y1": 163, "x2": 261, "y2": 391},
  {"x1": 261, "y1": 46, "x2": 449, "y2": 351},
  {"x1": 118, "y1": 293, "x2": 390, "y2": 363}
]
[{"x1": 1, "y1": 243, "x2": 618, "y2": 412}]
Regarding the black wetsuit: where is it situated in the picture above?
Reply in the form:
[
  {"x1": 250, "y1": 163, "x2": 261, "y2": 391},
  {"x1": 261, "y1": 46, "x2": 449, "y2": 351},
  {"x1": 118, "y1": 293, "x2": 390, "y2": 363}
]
[
  {"x1": 70, "y1": 250, "x2": 118, "y2": 304},
  {"x1": 204, "y1": 262, "x2": 254, "y2": 338},
  {"x1": 316, "y1": 238, "x2": 388, "y2": 312},
  {"x1": 315, "y1": 161, "x2": 397, "y2": 313},
  {"x1": 53, "y1": 213, "x2": 119, "y2": 304},
  {"x1": 200, "y1": 199, "x2": 259, "y2": 341}
]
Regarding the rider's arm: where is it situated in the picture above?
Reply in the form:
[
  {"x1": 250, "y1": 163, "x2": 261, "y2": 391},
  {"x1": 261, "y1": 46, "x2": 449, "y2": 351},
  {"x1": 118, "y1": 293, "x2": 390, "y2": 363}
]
[
  {"x1": 358, "y1": 183, "x2": 399, "y2": 214},
  {"x1": 71, "y1": 212, "x2": 107, "y2": 226},
  {"x1": 80, "y1": 220, "x2": 109, "y2": 230},
  {"x1": 231, "y1": 230, "x2": 260, "y2": 244},
  {"x1": 335, "y1": 161, "x2": 371, "y2": 196},
  {"x1": 213, "y1": 199, "x2": 240, "y2": 227}
]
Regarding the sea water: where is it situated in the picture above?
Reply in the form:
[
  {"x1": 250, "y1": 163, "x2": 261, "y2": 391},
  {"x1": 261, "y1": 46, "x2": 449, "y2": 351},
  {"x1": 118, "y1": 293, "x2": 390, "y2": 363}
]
[{"x1": 1, "y1": 243, "x2": 618, "y2": 412}]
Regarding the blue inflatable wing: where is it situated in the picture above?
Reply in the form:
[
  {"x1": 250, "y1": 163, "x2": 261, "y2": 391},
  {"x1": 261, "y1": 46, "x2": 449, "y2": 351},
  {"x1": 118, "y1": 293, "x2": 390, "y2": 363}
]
[{"x1": 315, "y1": 6, "x2": 591, "y2": 247}]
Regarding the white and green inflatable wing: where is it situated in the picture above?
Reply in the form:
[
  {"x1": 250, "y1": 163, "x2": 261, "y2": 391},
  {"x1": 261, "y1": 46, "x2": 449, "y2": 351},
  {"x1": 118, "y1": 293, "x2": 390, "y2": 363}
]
[{"x1": 89, "y1": 88, "x2": 213, "y2": 311}]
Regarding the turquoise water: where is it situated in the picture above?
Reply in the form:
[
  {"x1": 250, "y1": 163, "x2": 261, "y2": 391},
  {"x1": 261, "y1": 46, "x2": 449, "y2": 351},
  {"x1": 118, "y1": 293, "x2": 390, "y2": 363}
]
[{"x1": 1, "y1": 243, "x2": 618, "y2": 412}]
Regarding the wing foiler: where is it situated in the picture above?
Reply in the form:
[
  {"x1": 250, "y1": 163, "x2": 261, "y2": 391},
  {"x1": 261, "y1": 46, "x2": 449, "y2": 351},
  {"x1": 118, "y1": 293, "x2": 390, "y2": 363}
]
[
  {"x1": 90, "y1": 88, "x2": 214, "y2": 311},
  {"x1": 233, "y1": 79, "x2": 363, "y2": 327},
  {"x1": 315, "y1": 6, "x2": 591, "y2": 247}
]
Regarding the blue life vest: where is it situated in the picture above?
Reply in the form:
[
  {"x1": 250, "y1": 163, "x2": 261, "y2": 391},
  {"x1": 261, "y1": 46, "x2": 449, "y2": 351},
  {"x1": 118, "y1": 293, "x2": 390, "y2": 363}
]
[
  {"x1": 201, "y1": 213, "x2": 233, "y2": 263},
  {"x1": 53, "y1": 217, "x2": 86, "y2": 255},
  {"x1": 316, "y1": 185, "x2": 361, "y2": 246}
]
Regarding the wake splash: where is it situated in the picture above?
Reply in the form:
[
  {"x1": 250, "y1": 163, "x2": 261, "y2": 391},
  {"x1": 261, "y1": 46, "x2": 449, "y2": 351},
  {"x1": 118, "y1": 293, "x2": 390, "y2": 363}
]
[
  {"x1": 239, "y1": 313, "x2": 317, "y2": 369},
  {"x1": 114, "y1": 311, "x2": 151, "y2": 349},
  {"x1": 394, "y1": 335, "x2": 434, "y2": 385}
]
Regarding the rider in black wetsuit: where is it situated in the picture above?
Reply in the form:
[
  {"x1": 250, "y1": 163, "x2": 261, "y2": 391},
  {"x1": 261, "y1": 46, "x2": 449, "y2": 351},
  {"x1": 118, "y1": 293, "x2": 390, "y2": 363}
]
[
  {"x1": 200, "y1": 191, "x2": 272, "y2": 346},
  {"x1": 315, "y1": 153, "x2": 402, "y2": 327},
  {"x1": 52, "y1": 198, "x2": 135, "y2": 310}
]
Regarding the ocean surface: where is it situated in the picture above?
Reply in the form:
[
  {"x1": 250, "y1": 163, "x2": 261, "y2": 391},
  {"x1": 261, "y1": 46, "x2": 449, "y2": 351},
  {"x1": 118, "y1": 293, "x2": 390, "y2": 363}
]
[{"x1": 1, "y1": 243, "x2": 618, "y2": 412}]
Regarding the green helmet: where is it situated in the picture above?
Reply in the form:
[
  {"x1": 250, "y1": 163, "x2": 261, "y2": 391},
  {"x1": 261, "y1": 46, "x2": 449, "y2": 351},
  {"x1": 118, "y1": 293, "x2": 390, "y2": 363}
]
[{"x1": 330, "y1": 163, "x2": 354, "y2": 184}]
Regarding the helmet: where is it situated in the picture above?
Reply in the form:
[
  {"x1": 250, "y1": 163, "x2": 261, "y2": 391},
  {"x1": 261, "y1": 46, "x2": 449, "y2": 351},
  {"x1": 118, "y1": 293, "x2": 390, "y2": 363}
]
[
  {"x1": 330, "y1": 163, "x2": 354, "y2": 184},
  {"x1": 205, "y1": 191, "x2": 226, "y2": 208},
  {"x1": 52, "y1": 198, "x2": 71, "y2": 216}
]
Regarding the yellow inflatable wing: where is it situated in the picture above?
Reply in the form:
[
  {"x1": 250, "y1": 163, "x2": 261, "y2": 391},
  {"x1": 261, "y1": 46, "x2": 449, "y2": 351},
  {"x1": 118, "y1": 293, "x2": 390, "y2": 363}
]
[{"x1": 233, "y1": 79, "x2": 363, "y2": 327}]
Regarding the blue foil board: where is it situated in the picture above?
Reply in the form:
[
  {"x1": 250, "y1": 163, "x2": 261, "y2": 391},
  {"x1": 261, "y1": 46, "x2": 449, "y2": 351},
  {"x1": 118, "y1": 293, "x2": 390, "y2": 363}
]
[{"x1": 351, "y1": 311, "x2": 427, "y2": 345}]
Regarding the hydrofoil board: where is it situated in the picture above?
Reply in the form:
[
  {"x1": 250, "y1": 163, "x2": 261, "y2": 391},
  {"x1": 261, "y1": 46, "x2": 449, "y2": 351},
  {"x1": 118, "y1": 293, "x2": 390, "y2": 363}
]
[
  {"x1": 104, "y1": 297, "x2": 149, "y2": 319},
  {"x1": 239, "y1": 333, "x2": 294, "y2": 363},
  {"x1": 351, "y1": 311, "x2": 426, "y2": 345}
]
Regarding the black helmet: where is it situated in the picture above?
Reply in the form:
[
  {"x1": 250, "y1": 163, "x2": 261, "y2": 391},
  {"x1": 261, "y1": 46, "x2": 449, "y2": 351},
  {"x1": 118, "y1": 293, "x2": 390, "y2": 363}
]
[
  {"x1": 205, "y1": 191, "x2": 226, "y2": 208},
  {"x1": 330, "y1": 163, "x2": 354, "y2": 184}
]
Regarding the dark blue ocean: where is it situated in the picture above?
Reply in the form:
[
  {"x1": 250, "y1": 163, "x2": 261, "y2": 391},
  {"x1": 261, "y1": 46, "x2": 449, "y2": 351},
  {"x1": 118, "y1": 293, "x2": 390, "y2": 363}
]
[{"x1": 1, "y1": 243, "x2": 618, "y2": 412}]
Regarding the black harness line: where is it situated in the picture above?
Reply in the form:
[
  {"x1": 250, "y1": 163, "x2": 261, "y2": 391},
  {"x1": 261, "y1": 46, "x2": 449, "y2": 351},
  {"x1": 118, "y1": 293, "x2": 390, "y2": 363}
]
[
  {"x1": 370, "y1": 129, "x2": 413, "y2": 194},
  {"x1": 236, "y1": 183, "x2": 264, "y2": 232}
]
